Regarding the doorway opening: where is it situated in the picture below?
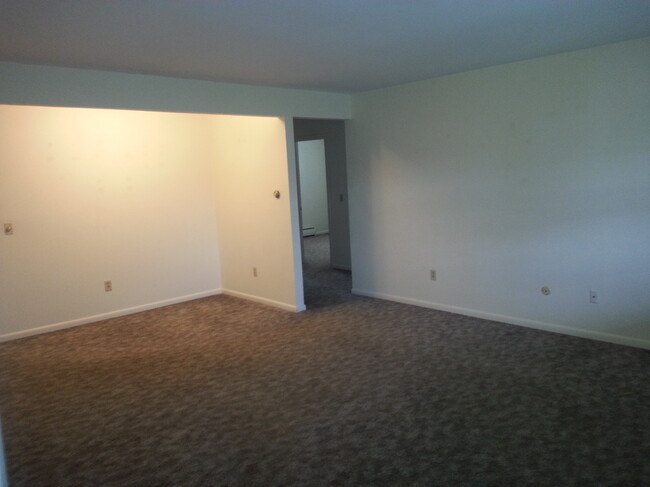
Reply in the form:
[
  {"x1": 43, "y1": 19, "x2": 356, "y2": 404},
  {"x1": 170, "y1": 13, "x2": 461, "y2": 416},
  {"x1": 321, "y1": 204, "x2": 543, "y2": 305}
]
[{"x1": 293, "y1": 119, "x2": 352, "y2": 308}]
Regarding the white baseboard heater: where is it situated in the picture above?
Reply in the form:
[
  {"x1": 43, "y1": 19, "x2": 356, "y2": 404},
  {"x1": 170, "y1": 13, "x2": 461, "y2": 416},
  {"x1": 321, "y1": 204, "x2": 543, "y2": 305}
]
[{"x1": 302, "y1": 226, "x2": 316, "y2": 237}]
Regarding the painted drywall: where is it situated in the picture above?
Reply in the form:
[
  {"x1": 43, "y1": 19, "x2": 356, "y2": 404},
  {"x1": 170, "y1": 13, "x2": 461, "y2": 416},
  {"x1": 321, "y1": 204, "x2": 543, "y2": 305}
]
[
  {"x1": 0, "y1": 105, "x2": 223, "y2": 339},
  {"x1": 0, "y1": 106, "x2": 301, "y2": 339},
  {"x1": 213, "y1": 116, "x2": 302, "y2": 311},
  {"x1": 348, "y1": 37, "x2": 650, "y2": 348},
  {"x1": 294, "y1": 119, "x2": 352, "y2": 270},
  {"x1": 298, "y1": 139, "x2": 330, "y2": 236},
  {"x1": 0, "y1": 62, "x2": 351, "y2": 119},
  {"x1": 0, "y1": 62, "x2": 351, "y2": 335}
]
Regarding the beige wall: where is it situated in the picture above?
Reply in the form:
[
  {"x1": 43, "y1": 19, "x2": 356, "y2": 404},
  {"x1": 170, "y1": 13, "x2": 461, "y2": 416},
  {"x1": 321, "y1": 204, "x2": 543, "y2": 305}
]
[
  {"x1": 0, "y1": 106, "x2": 300, "y2": 340},
  {"x1": 213, "y1": 116, "x2": 302, "y2": 310}
]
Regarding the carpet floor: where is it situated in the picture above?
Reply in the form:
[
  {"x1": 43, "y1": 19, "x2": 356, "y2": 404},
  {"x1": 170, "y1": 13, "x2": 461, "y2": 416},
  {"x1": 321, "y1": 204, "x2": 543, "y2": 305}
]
[{"x1": 0, "y1": 235, "x2": 648, "y2": 486}]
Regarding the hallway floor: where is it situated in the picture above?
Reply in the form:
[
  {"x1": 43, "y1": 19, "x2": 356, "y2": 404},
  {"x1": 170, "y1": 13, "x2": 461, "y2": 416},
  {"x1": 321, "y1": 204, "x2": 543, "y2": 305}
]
[{"x1": 301, "y1": 234, "x2": 352, "y2": 309}]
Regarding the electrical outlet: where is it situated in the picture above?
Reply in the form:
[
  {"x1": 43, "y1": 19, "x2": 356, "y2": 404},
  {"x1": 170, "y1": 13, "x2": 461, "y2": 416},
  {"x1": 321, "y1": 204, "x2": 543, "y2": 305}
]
[
  {"x1": 253, "y1": 267, "x2": 258, "y2": 277},
  {"x1": 541, "y1": 286, "x2": 551, "y2": 296},
  {"x1": 104, "y1": 280, "x2": 112, "y2": 292},
  {"x1": 4, "y1": 223, "x2": 13, "y2": 235},
  {"x1": 430, "y1": 270, "x2": 436, "y2": 281},
  {"x1": 589, "y1": 290, "x2": 599, "y2": 304}
]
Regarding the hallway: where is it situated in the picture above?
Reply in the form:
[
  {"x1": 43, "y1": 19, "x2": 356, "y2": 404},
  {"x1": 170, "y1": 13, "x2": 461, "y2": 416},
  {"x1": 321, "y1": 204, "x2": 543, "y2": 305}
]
[{"x1": 301, "y1": 234, "x2": 352, "y2": 309}]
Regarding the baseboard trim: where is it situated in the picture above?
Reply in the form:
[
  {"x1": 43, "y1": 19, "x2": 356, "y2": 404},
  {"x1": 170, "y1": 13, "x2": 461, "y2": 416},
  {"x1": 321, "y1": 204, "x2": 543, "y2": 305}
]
[
  {"x1": 352, "y1": 288, "x2": 650, "y2": 350},
  {"x1": 0, "y1": 289, "x2": 223, "y2": 343},
  {"x1": 221, "y1": 289, "x2": 304, "y2": 312}
]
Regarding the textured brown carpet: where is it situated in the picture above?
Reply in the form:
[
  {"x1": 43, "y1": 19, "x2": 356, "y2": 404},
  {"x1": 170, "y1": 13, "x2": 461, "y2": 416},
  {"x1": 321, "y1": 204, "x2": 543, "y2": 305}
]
[{"x1": 0, "y1": 235, "x2": 648, "y2": 486}]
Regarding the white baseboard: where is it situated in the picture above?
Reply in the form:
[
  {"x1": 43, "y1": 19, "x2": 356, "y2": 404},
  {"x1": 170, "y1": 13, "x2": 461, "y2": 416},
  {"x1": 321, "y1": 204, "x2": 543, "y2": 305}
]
[
  {"x1": 221, "y1": 288, "x2": 305, "y2": 312},
  {"x1": 352, "y1": 288, "x2": 650, "y2": 350},
  {"x1": 0, "y1": 289, "x2": 223, "y2": 343}
]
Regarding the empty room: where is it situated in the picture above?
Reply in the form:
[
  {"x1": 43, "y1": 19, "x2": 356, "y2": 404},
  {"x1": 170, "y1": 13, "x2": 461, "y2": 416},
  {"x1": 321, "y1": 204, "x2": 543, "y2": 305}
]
[{"x1": 1, "y1": 1, "x2": 649, "y2": 486}]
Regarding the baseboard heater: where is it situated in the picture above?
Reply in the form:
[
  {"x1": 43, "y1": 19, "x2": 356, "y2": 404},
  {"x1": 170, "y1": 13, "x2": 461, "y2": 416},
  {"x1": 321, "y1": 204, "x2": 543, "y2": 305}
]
[{"x1": 302, "y1": 226, "x2": 316, "y2": 237}]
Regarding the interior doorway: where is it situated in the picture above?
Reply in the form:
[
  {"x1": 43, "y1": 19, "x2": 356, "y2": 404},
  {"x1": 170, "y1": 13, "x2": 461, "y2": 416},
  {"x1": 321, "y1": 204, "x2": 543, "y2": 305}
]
[
  {"x1": 293, "y1": 118, "x2": 352, "y2": 308},
  {"x1": 297, "y1": 139, "x2": 329, "y2": 238}
]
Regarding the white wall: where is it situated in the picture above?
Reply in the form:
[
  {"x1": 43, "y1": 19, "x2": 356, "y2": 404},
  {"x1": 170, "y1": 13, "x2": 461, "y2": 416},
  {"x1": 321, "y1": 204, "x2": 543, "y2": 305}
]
[
  {"x1": 298, "y1": 139, "x2": 330, "y2": 235},
  {"x1": 213, "y1": 116, "x2": 303, "y2": 311},
  {"x1": 0, "y1": 105, "x2": 222, "y2": 339},
  {"x1": 348, "y1": 37, "x2": 650, "y2": 348}
]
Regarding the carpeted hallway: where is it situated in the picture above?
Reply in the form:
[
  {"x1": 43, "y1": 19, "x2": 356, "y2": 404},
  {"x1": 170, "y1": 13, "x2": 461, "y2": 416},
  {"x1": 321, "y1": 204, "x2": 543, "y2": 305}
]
[
  {"x1": 0, "y1": 235, "x2": 648, "y2": 486},
  {"x1": 302, "y1": 234, "x2": 353, "y2": 309}
]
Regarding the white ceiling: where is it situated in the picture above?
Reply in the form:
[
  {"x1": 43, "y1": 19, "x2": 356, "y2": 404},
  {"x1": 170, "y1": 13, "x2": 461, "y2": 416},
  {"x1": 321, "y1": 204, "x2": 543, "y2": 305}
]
[{"x1": 1, "y1": 0, "x2": 649, "y2": 93}]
